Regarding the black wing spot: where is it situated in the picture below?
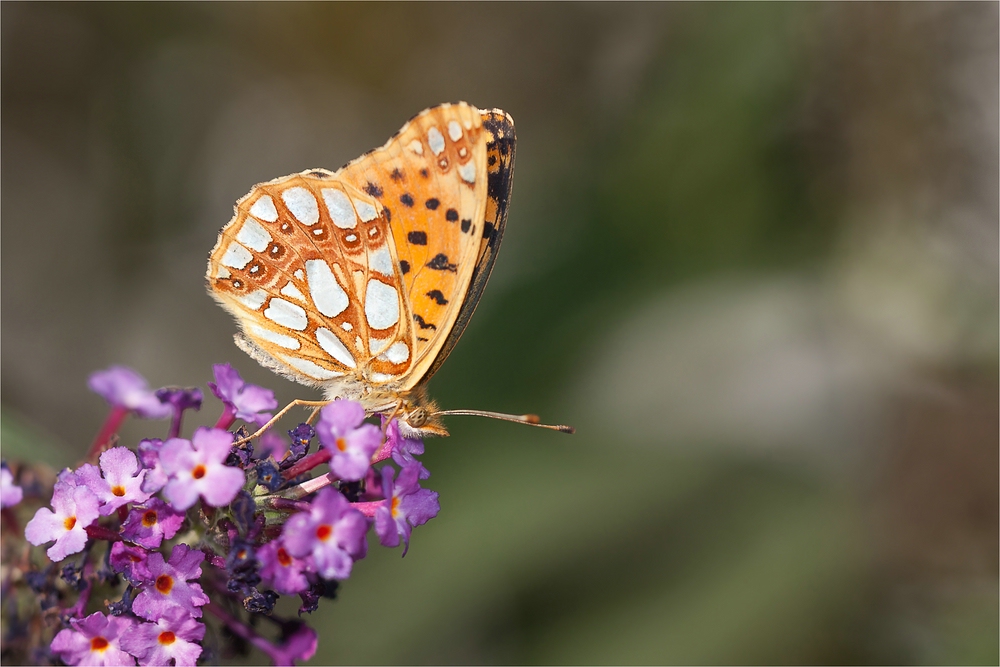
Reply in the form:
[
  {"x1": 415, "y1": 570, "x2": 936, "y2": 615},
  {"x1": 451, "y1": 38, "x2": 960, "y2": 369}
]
[
  {"x1": 390, "y1": 168, "x2": 404, "y2": 182},
  {"x1": 425, "y1": 198, "x2": 439, "y2": 210},
  {"x1": 399, "y1": 260, "x2": 410, "y2": 274},
  {"x1": 420, "y1": 168, "x2": 429, "y2": 178},
  {"x1": 364, "y1": 182, "x2": 383, "y2": 198},
  {"x1": 407, "y1": 231, "x2": 427, "y2": 246},
  {"x1": 417, "y1": 336, "x2": 430, "y2": 342},
  {"x1": 414, "y1": 314, "x2": 437, "y2": 331},
  {"x1": 400, "y1": 193, "x2": 414, "y2": 207},
  {"x1": 483, "y1": 221, "x2": 496, "y2": 241},
  {"x1": 308, "y1": 170, "x2": 329, "y2": 178},
  {"x1": 426, "y1": 253, "x2": 457, "y2": 272},
  {"x1": 426, "y1": 290, "x2": 448, "y2": 305},
  {"x1": 446, "y1": 208, "x2": 459, "y2": 222},
  {"x1": 461, "y1": 219, "x2": 471, "y2": 233},
  {"x1": 487, "y1": 155, "x2": 497, "y2": 167},
  {"x1": 383, "y1": 206, "x2": 392, "y2": 222}
]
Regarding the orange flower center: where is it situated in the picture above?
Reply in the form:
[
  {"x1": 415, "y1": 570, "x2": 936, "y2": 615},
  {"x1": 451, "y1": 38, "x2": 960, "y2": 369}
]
[
  {"x1": 391, "y1": 496, "x2": 400, "y2": 518},
  {"x1": 277, "y1": 547, "x2": 292, "y2": 566},
  {"x1": 158, "y1": 631, "x2": 176, "y2": 646},
  {"x1": 335, "y1": 437, "x2": 347, "y2": 452},
  {"x1": 155, "y1": 574, "x2": 173, "y2": 594},
  {"x1": 315, "y1": 524, "x2": 332, "y2": 541},
  {"x1": 191, "y1": 464, "x2": 206, "y2": 480},
  {"x1": 142, "y1": 510, "x2": 158, "y2": 527},
  {"x1": 63, "y1": 516, "x2": 77, "y2": 531},
  {"x1": 90, "y1": 636, "x2": 109, "y2": 652},
  {"x1": 111, "y1": 485, "x2": 126, "y2": 497}
]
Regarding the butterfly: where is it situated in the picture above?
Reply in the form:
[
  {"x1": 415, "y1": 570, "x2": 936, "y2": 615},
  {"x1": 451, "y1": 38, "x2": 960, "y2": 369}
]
[{"x1": 207, "y1": 102, "x2": 572, "y2": 439}]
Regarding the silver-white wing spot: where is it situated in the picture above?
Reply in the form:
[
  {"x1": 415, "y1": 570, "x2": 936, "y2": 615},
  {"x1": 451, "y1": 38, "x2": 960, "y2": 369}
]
[
  {"x1": 239, "y1": 289, "x2": 268, "y2": 310},
  {"x1": 236, "y1": 218, "x2": 272, "y2": 252},
  {"x1": 378, "y1": 341, "x2": 409, "y2": 364},
  {"x1": 369, "y1": 337, "x2": 390, "y2": 355},
  {"x1": 305, "y1": 259, "x2": 349, "y2": 318},
  {"x1": 353, "y1": 198, "x2": 378, "y2": 222},
  {"x1": 264, "y1": 298, "x2": 308, "y2": 331},
  {"x1": 448, "y1": 120, "x2": 463, "y2": 141},
  {"x1": 316, "y1": 328, "x2": 357, "y2": 368},
  {"x1": 321, "y1": 189, "x2": 357, "y2": 229},
  {"x1": 279, "y1": 354, "x2": 344, "y2": 380},
  {"x1": 280, "y1": 282, "x2": 306, "y2": 302},
  {"x1": 458, "y1": 162, "x2": 476, "y2": 184},
  {"x1": 427, "y1": 127, "x2": 445, "y2": 155},
  {"x1": 371, "y1": 372, "x2": 394, "y2": 382},
  {"x1": 408, "y1": 139, "x2": 423, "y2": 155},
  {"x1": 364, "y1": 279, "x2": 400, "y2": 330},
  {"x1": 250, "y1": 195, "x2": 279, "y2": 222},
  {"x1": 282, "y1": 187, "x2": 319, "y2": 225},
  {"x1": 222, "y1": 243, "x2": 253, "y2": 269},
  {"x1": 249, "y1": 324, "x2": 301, "y2": 350},
  {"x1": 369, "y1": 246, "x2": 393, "y2": 276}
]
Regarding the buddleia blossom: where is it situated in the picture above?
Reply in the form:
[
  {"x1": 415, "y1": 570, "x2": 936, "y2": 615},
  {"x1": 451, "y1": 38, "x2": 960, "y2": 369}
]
[
  {"x1": 77, "y1": 447, "x2": 151, "y2": 515},
  {"x1": 375, "y1": 462, "x2": 441, "y2": 555},
  {"x1": 283, "y1": 487, "x2": 369, "y2": 580},
  {"x1": 1, "y1": 464, "x2": 23, "y2": 508},
  {"x1": 159, "y1": 428, "x2": 245, "y2": 510},
  {"x1": 88, "y1": 366, "x2": 171, "y2": 420},
  {"x1": 25, "y1": 474, "x2": 101, "y2": 562},
  {"x1": 119, "y1": 608, "x2": 205, "y2": 666},
  {"x1": 120, "y1": 498, "x2": 185, "y2": 549},
  {"x1": 132, "y1": 544, "x2": 209, "y2": 620},
  {"x1": 316, "y1": 400, "x2": 381, "y2": 482},
  {"x1": 50, "y1": 612, "x2": 137, "y2": 666},
  {"x1": 6, "y1": 364, "x2": 444, "y2": 667}
]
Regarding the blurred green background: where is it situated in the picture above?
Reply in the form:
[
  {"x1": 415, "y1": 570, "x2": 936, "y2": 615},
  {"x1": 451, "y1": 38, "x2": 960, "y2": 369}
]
[{"x1": 2, "y1": 3, "x2": 997, "y2": 664}]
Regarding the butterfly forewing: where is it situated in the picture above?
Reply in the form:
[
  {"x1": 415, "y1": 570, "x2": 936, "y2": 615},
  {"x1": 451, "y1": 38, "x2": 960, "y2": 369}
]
[
  {"x1": 336, "y1": 103, "x2": 489, "y2": 390},
  {"x1": 208, "y1": 102, "x2": 515, "y2": 403}
]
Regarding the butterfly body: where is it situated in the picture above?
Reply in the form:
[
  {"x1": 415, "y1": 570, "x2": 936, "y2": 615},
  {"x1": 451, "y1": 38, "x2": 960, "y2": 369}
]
[{"x1": 207, "y1": 103, "x2": 516, "y2": 438}]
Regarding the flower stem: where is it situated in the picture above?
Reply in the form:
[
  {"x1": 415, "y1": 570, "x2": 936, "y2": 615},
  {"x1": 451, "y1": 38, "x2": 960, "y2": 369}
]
[
  {"x1": 349, "y1": 500, "x2": 384, "y2": 518},
  {"x1": 281, "y1": 450, "x2": 331, "y2": 480},
  {"x1": 87, "y1": 405, "x2": 129, "y2": 462},
  {"x1": 214, "y1": 405, "x2": 237, "y2": 431},
  {"x1": 85, "y1": 524, "x2": 121, "y2": 543}
]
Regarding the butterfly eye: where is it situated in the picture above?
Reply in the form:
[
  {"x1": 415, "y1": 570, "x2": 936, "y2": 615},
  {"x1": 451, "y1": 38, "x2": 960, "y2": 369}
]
[{"x1": 407, "y1": 407, "x2": 428, "y2": 428}]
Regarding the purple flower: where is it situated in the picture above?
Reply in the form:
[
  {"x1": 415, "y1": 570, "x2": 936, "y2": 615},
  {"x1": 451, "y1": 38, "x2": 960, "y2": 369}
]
[
  {"x1": 132, "y1": 544, "x2": 209, "y2": 621},
  {"x1": 271, "y1": 623, "x2": 318, "y2": 666},
  {"x1": 1, "y1": 464, "x2": 23, "y2": 508},
  {"x1": 375, "y1": 463, "x2": 440, "y2": 555},
  {"x1": 25, "y1": 476, "x2": 100, "y2": 562},
  {"x1": 208, "y1": 363, "x2": 277, "y2": 423},
  {"x1": 121, "y1": 498, "x2": 185, "y2": 549},
  {"x1": 316, "y1": 401, "x2": 381, "y2": 482},
  {"x1": 120, "y1": 608, "x2": 205, "y2": 666},
  {"x1": 110, "y1": 541, "x2": 152, "y2": 586},
  {"x1": 382, "y1": 419, "x2": 430, "y2": 479},
  {"x1": 50, "y1": 611, "x2": 137, "y2": 666},
  {"x1": 77, "y1": 447, "x2": 151, "y2": 516},
  {"x1": 136, "y1": 439, "x2": 168, "y2": 494},
  {"x1": 88, "y1": 366, "x2": 171, "y2": 419},
  {"x1": 159, "y1": 428, "x2": 245, "y2": 510},
  {"x1": 283, "y1": 487, "x2": 368, "y2": 580},
  {"x1": 258, "y1": 539, "x2": 311, "y2": 595},
  {"x1": 154, "y1": 387, "x2": 203, "y2": 414}
]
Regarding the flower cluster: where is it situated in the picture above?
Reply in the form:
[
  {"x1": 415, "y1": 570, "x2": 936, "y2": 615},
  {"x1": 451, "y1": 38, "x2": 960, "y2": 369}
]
[{"x1": 1, "y1": 363, "x2": 440, "y2": 666}]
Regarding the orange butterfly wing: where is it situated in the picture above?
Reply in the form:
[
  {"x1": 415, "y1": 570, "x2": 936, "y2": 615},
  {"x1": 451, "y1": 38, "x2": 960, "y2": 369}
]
[{"x1": 207, "y1": 102, "x2": 513, "y2": 400}]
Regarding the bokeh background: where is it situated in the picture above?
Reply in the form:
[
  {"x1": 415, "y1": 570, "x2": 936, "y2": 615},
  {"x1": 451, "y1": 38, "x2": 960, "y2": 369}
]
[{"x1": 3, "y1": 3, "x2": 997, "y2": 664}]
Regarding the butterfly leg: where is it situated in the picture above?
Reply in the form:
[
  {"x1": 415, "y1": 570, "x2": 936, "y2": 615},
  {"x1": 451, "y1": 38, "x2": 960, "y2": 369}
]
[
  {"x1": 233, "y1": 399, "x2": 330, "y2": 445},
  {"x1": 305, "y1": 407, "x2": 323, "y2": 426}
]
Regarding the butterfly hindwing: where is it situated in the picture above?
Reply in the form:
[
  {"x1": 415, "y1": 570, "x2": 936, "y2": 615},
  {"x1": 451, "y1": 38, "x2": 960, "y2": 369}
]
[{"x1": 336, "y1": 102, "x2": 490, "y2": 390}]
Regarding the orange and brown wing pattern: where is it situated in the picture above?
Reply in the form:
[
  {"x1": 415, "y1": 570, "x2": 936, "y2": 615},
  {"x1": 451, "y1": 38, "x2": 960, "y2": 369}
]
[
  {"x1": 423, "y1": 109, "x2": 516, "y2": 382},
  {"x1": 336, "y1": 102, "x2": 489, "y2": 390},
  {"x1": 207, "y1": 171, "x2": 415, "y2": 392}
]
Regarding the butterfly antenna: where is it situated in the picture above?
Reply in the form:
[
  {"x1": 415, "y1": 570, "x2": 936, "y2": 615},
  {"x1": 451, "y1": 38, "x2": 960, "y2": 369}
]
[{"x1": 433, "y1": 409, "x2": 575, "y2": 434}]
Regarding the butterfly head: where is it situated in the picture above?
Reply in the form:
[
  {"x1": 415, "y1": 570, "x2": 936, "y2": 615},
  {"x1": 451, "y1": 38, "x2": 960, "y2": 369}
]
[{"x1": 393, "y1": 388, "x2": 449, "y2": 439}]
